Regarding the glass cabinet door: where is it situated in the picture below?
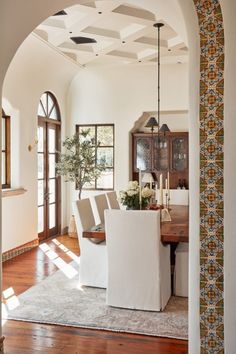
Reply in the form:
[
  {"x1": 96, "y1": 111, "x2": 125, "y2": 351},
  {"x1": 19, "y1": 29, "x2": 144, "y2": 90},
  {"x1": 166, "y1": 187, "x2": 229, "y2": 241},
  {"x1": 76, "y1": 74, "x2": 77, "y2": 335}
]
[
  {"x1": 134, "y1": 137, "x2": 152, "y2": 171},
  {"x1": 171, "y1": 137, "x2": 188, "y2": 171},
  {"x1": 153, "y1": 136, "x2": 169, "y2": 171}
]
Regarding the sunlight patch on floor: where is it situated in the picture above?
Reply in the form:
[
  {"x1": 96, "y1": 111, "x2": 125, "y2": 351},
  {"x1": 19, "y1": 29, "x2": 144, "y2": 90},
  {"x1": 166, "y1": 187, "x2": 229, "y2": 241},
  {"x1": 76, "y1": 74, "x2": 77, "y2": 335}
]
[
  {"x1": 39, "y1": 243, "x2": 51, "y2": 252},
  {"x1": 53, "y1": 257, "x2": 78, "y2": 279},
  {"x1": 51, "y1": 238, "x2": 80, "y2": 264},
  {"x1": 2, "y1": 287, "x2": 20, "y2": 324},
  {"x1": 38, "y1": 240, "x2": 79, "y2": 279},
  {"x1": 45, "y1": 250, "x2": 58, "y2": 260},
  {"x1": 3, "y1": 287, "x2": 14, "y2": 299}
]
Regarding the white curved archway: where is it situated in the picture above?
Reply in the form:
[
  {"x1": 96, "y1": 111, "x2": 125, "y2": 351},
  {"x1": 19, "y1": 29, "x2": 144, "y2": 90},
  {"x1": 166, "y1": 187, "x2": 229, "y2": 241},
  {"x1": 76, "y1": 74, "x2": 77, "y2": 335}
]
[{"x1": 0, "y1": 1, "x2": 228, "y2": 353}]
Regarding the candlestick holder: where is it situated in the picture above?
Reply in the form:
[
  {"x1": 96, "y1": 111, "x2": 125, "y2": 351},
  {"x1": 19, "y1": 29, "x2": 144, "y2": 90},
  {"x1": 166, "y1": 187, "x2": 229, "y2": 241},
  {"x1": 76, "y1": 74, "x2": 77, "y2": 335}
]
[
  {"x1": 165, "y1": 192, "x2": 169, "y2": 209},
  {"x1": 168, "y1": 196, "x2": 171, "y2": 210}
]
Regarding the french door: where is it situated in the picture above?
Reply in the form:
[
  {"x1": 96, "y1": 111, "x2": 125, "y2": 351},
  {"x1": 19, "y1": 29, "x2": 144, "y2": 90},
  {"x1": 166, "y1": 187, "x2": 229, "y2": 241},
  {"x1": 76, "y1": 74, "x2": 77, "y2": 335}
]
[{"x1": 37, "y1": 92, "x2": 61, "y2": 241}]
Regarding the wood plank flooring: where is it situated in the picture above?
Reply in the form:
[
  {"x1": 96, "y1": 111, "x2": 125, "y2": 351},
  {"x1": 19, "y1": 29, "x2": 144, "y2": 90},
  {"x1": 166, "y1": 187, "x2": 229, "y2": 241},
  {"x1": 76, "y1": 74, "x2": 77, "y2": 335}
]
[{"x1": 2, "y1": 235, "x2": 188, "y2": 354}]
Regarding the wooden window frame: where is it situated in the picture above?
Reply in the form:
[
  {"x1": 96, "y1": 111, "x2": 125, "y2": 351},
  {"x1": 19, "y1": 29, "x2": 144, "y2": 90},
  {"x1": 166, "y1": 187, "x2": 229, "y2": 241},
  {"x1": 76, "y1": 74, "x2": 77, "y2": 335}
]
[
  {"x1": 76, "y1": 124, "x2": 114, "y2": 191},
  {"x1": 2, "y1": 111, "x2": 11, "y2": 189}
]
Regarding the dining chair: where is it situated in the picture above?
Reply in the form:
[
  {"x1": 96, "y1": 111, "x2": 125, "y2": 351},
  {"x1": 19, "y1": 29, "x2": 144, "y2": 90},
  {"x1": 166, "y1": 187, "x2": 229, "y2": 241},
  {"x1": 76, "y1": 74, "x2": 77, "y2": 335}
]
[
  {"x1": 94, "y1": 194, "x2": 109, "y2": 224},
  {"x1": 169, "y1": 189, "x2": 189, "y2": 206},
  {"x1": 174, "y1": 242, "x2": 189, "y2": 297},
  {"x1": 106, "y1": 191, "x2": 120, "y2": 209},
  {"x1": 169, "y1": 189, "x2": 188, "y2": 297},
  {"x1": 104, "y1": 209, "x2": 171, "y2": 311},
  {"x1": 73, "y1": 199, "x2": 107, "y2": 288}
]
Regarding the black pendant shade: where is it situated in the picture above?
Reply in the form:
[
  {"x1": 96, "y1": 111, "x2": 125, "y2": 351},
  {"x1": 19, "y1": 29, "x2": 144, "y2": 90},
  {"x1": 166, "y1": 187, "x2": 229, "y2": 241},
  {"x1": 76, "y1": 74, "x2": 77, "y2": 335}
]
[
  {"x1": 159, "y1": 123, "x2": 170, "y2": 134},
  {"x1": 145, "y1": 117, "x2": 159, "y2": 132},
  {"x1": 70, "y1": 37, "x2": 97, "y2": 45}
]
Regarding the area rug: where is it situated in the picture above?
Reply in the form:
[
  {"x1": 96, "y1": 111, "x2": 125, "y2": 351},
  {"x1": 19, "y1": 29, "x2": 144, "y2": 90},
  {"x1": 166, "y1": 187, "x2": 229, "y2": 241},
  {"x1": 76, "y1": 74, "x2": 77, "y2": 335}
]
[{"x1": 6, "y1": 262, "x2": 188, "y2": 340}]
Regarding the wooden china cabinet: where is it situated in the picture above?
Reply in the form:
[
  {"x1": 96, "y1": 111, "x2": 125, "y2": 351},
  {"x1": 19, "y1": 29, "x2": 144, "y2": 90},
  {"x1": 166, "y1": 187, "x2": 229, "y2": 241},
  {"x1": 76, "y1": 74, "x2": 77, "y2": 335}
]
[{"x1": 132, "y1": 131, "x2": 189, "y2": 189}]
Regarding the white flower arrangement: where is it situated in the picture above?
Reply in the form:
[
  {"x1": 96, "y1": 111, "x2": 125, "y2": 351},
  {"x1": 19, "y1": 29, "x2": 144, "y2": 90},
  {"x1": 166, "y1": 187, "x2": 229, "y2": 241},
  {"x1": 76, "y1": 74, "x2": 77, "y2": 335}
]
[{"x1": 119, "y1": 181, "x2": 154, "y2": 210}]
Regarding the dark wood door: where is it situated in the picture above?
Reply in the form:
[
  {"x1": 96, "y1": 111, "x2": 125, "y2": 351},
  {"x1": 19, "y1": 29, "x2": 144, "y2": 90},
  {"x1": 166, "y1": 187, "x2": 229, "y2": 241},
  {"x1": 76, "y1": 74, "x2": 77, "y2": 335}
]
[{"x1": 37, "y1": 120, "x2": 61, "y2": 241}]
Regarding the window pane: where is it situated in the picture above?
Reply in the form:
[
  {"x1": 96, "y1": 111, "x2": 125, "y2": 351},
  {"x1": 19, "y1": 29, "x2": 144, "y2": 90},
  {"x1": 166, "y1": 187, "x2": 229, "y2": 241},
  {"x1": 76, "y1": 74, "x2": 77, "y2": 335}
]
[
  {"x1": 38, "y1": 154, "x2": 44, "y2": 179},
  {"x1": 48, "y1": 95, "x2": 54, "y2": 116},
  {"x1": 49, "y1": 179, "x2": 56, "y2": 203},
  {"x1": 38, "y1": 180, "x2": 44, "y2": 206},
  {"x1": 97, "y1": 147, "x2": 113, "y2": 167},
  {"x1": 79, "y1": 126, "x2": 95, "y2": 144},
  {"x1": 49, "y1": 204, "x2": 56, "y2": 229},
  {"x1": 38, "y1": 101, "x2": 46, "y2": 117},
  {"x1": 38, "y1": 206, "x2": 44, "y2": 233},
  {"x1": 2, "y1": 152, "x2": 6, "y2": 185},
  {"x1": 37, "y1": 126, "x2": 44, "y2": 152},
  {"x1": 49, "y1": 106, "x2": 58, "y2": 120},
  {"x1": 96, "y1": 169, "x2": 113, "y2": 189},
  {"x1": 97, "y1": 126, "x2": 113, "y2": 146},
  {"x1": 48, "y1": 128, "x2": 56, "y2": 153},
  {"x1": 49, "y1": 154, "x2": 56, "y2": 178},
  {"x1": 2, "y1": 119, "x2": 5, "y2": 149},
  {"x1": 41, "y1": 93, "x2": 47, "y2": 115}
]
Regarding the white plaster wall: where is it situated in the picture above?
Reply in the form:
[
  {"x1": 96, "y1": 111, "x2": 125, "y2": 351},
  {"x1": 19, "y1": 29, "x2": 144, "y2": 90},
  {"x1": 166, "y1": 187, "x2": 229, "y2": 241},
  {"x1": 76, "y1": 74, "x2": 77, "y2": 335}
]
[
  {"x1": 2, "y1": 34, "x2": 78, "y2": 252},
  {"x1": 67, "y1": 63, "x2": 188, "y2": 209}
]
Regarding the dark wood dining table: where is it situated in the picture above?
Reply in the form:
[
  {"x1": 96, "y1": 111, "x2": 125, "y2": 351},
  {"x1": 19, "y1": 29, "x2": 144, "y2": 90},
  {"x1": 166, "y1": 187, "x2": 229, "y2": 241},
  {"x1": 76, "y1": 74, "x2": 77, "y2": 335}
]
[{"x1": 82, "y1": 205, "x2": 189, "y2": 243}]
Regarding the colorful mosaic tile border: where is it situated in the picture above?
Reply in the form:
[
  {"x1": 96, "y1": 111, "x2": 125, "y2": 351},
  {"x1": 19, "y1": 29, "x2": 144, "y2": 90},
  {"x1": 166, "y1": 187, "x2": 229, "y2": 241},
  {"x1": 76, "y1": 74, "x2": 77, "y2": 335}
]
[
  {"x1": 2, "y1": 238, "x2": 39, "y2": 262},
  {"x1": 193, "y1": 0, "x2": 224, "y2": 352}
]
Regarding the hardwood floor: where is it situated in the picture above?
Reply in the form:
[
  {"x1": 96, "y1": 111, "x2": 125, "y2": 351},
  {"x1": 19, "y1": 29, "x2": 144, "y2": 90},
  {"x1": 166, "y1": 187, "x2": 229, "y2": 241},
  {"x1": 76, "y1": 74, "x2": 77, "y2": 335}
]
[{"x1": 2, "y1": 235, "x2": 188, "y2": 354}]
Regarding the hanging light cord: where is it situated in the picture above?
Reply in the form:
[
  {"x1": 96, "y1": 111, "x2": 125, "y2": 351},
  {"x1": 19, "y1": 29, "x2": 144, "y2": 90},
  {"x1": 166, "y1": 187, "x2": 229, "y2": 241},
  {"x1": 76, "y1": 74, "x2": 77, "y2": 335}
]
[{"x1": 153, "y1": 23, "x2": 164, "y2": 132}]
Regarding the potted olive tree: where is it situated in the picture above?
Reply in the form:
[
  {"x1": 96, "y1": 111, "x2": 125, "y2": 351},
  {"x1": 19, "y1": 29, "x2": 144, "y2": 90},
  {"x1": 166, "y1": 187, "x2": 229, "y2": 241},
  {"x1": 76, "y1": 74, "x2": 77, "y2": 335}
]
[{"x1": 56, "y1": 129, "x2": 105, "y2": 236}]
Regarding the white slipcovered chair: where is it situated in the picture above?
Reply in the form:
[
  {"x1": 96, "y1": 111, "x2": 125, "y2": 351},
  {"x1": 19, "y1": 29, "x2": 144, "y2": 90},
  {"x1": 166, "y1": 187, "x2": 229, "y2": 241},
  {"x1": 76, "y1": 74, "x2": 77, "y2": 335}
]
[
  {"x1": 169, "y1": 189, "x2": 189, "y2": 297},
  {"x1": 104, "y1": 209, "x2": 171, "y2": 311},
  {"x1": 169, "y1": 189, "x2": 189, "y2": 206},
  {"x1": 174, "y1": 242, "x2": 189, "y2": 297},
  {"x1": 73, "y1": 199, "x2": 107, "y2": 288},
  {"x1": 106, "y1": 191, "x2": 120, "y2": 209},
  {"x1": 94, "y1": 194, "x2": 109, "y2": 224}
]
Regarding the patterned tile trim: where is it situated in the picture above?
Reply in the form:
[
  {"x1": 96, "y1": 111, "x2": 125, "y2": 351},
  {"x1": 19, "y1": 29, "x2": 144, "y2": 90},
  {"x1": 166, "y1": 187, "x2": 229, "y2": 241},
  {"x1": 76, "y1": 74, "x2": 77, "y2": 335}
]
[
  {"x1": 193, "y1": 0, "x2": 224, "y2": 352},
  {"x1": 2, "y1": 238, "x2": 39, "y2": 262}
]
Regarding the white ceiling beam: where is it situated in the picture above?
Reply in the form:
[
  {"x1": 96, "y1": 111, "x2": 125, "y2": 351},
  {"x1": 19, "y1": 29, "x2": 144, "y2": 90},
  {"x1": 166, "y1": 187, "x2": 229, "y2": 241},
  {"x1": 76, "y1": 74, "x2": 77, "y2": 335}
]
[{"x1": 168, "y1": 35, "x2": 185, "y2": 49}]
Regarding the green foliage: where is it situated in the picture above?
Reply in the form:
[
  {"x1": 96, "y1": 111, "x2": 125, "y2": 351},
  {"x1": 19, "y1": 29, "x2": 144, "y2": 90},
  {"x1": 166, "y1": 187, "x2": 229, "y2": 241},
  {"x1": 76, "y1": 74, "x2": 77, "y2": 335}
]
[{"x1": 56, "y1": 129, "x2": 105, "y2": 199}]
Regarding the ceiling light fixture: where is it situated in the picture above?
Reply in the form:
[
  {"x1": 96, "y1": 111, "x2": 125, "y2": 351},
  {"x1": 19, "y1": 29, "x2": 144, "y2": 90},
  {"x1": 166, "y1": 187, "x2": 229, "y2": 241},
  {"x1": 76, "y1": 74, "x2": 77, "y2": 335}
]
[
  {"x1": 70, "y1": 36, "x2": 97, "y2": 45},
  {"x1": 53, "y1": 10, "x2": 67, "y2": 16}
]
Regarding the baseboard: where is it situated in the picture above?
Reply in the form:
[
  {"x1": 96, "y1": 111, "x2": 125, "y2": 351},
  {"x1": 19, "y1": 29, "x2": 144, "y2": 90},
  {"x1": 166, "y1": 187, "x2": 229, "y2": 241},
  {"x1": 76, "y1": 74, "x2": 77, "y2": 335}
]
[{"x1": 2, "y1": 238, "x2": 39, "y2": 262}]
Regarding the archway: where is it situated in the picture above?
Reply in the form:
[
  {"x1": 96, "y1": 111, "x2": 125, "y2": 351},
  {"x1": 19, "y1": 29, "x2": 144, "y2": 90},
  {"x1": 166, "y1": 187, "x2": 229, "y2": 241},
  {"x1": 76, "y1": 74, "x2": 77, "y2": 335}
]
[{"x1": 0, "y1": 1, "x2": 224, "y2": 353}]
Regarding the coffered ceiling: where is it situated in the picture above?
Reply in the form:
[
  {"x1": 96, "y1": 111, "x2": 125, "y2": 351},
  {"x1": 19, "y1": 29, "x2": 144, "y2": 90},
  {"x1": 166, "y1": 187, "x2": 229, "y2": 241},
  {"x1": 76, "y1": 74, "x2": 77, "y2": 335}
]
[{"x1": 34, "y1": 1, "x2": 188, "y2": 67}]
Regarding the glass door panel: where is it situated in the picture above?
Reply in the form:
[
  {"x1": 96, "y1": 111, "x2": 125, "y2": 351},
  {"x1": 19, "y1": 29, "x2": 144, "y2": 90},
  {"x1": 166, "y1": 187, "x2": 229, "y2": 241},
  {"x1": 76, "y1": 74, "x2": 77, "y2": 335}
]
[
  {"x1": 153, "y1": 136, "x2": 169, "y2": 171},
  {"x1": 135, "y1": 137, "x2": 152, "y2": 171},
  {"x1": 37, "y1": 121, "x2": 60, "y2": 241},
  {"x1": 171, "y1": 137, "x2": 188, "y2": 171}
]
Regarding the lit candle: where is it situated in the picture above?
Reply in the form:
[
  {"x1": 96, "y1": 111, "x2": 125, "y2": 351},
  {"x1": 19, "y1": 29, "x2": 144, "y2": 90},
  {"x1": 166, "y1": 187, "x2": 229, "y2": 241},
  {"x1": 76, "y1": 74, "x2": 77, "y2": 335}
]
[
  {"x1": 159, "y1": 173, "x2": 163, "y2": 206},
  {"x1": 167, "y1": 171, "x2": 170, "y2": 199},
  {"x1": 155, "y1": 184, "x2": 158, "y2": 203},
  {"x1": 149, "y1": 176, "x2": 152, "y2": 189},
  {"x1": 139, "y1": 169, "x2": 142, "y2": 206}
]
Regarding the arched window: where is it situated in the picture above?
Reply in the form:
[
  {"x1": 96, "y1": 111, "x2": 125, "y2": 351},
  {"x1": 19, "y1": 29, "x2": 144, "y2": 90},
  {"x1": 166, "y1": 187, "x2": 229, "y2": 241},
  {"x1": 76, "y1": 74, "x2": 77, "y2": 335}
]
[
  {"x1": 37, "y1": 91, "x2": 60, "y2": 120},
  {"x1": 37, "y1": 92, "x2": 61, "y2": 241},
  {"x1": 2, "y1": 109, "x2": 11, "y2": 188}
]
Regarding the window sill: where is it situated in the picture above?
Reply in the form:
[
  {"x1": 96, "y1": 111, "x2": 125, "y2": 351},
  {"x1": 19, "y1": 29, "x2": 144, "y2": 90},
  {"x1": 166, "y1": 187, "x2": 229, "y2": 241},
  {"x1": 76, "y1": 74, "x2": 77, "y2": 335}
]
[{"x1": 2, "y1": 188, "x2": 27, "y2": 198}]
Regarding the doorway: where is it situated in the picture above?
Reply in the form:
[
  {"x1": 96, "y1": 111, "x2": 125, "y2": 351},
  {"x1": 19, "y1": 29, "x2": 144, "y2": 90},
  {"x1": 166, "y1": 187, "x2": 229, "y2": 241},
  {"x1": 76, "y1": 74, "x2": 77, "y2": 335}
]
[{"x1": 37, "y1": 92, "x2": 61, "y2": 241}]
